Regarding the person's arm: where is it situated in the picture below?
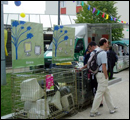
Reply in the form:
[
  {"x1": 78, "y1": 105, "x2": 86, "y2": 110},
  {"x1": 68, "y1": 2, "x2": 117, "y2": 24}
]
[
  {"x1": 102, "y1": 63, "x2": 108, "y2": 79},
  {"x1": 79, "y1": 64, "x2": 87, "y2": 70},
  {"x1": 82, "y1": 64, "x2": 87, "y2": 69}
]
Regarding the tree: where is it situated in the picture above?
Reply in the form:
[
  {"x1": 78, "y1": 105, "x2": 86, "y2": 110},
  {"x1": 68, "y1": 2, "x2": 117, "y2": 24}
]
[
  {"x1": 75, "y1": 1, "x2": 124, "y2": 41},
  {"x1": 11, "y1": 20, "x2": 33, "y2": 60}
]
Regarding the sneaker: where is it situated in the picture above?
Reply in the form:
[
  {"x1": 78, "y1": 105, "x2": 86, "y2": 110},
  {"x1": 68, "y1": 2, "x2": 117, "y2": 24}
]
[
  {"x1": 110, "y1": 107, "x2": 118, "y2": 114},
  {"x1": 110, "y1": 110, "x2": 116, "y2": 114},
  {"x1": 114, "y1": 107, "x2": 118, "y2": 110},
  {"x1": 99, "y1": 103, "x2": 103, "y2": 107},
  {"x1": 90, "y1": 112, "x2": 101, "y2": 117}
]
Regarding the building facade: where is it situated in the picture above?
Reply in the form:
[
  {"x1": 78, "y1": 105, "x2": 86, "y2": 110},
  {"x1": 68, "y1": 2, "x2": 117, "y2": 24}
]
[{"x1": 45, "y1": 1, "x2": 87, "y2": 15}]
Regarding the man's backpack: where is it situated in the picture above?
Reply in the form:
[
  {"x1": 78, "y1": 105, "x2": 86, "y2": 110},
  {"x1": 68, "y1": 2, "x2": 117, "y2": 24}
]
[{"x1": 87, "y1": 50, "x2": 104, "y2": 75}]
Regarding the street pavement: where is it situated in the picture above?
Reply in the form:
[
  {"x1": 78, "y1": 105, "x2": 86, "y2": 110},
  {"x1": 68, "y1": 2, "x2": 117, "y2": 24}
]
[{"x1": 63, "y1": 68, "x2": 129, "y2": 119}]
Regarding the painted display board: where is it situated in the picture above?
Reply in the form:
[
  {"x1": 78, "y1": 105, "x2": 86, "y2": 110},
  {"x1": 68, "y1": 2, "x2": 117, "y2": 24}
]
[
  {"x1": 52, "y1": 25, "x2": 75, "y2": 63},
  {"x1": 11, "y1": 20, "x2": 44, "y2": 68}
]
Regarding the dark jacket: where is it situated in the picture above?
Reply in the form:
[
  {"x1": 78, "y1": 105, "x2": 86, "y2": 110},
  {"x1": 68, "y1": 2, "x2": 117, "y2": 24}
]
[
  {"x1": 107, "y1": 50, "x2": 118, "y2": 68},
  {"x1": 84, "y1": 52, "x2": 91, "y2": 65}
]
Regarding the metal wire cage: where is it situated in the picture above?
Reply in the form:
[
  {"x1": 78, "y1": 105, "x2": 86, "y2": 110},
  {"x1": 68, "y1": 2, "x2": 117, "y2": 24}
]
[
  {"x1": 11, "y1": 67, "x2": 77, "y2": 119},
  {"x1": 75, "y1": 68, "x2": 93, "y2": 111}
]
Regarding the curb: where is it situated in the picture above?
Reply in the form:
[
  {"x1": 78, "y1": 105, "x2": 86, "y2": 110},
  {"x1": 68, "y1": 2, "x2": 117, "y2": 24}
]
[{"x1": 108, "y1": 77, "x2": 122, "y2": 86}]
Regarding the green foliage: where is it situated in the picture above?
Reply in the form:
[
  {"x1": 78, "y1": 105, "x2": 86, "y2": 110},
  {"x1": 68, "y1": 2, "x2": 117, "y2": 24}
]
[{"x1": 74, "y1": 1, "x2": 124, "y2": 41}]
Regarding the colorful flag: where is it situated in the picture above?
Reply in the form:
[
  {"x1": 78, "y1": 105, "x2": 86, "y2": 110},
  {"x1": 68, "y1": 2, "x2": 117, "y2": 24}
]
[
  {"x1": 118, "y1": 20, "x2": 121, "y2": 22},
  {"x1": 92, "y1": 8, "x2": 96, "y2": 14},
  {"x1": 96, "y1": 10, "x2": 100, "y2": 15},
  {"x1": 88, "y1": 5, "x2": 90, "y2": 10},
  {"x1": 81, "y1": 1, "x2": 84, "y2": 6},
  {"x1": 102, "y1": 13, "x2": 105, "y2": 18},
  {"x1": 111, "y1": 16, "x2": 113, "y2": 20},
  {"x1": 106, "y1": 14, "x2": 109, "y2": 19},
  {"x1": 114, "y1": 18, "x2": 116, "y2": 21}
]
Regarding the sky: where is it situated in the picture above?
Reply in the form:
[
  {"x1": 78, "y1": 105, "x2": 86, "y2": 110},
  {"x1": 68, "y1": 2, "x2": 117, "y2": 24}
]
[{"x1": 3, "y1": 1, "x2": 46, "y2": 14}]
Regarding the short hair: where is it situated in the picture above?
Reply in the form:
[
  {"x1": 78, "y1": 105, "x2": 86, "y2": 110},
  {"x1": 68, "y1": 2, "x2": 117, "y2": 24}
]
[
  {"x1": 88, "y1": 41, "x2": 97, "y2": 47},
  {"x1": 109, "y1": 46, "x2": 113, "y2": 50},
  {"x1": 99, "y1": 38, "x2": 108, "y2": 46}
]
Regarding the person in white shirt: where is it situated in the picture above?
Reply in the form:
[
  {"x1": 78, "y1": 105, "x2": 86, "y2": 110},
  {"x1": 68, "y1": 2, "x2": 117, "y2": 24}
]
[{"x1": 90, "y1": 38, "x2": 117, "y2": 117}]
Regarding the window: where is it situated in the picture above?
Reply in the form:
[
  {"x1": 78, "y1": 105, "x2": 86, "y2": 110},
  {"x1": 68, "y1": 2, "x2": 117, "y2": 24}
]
[
  {"x1": 60, "y1": 1, "x2": 66, "y2": 8},
  {"x1": 75, "y1": 39, "x2": 84, "y2": 53},
  {"x1": 77, "y1": 1, "x2": 81, "y2": 6}
]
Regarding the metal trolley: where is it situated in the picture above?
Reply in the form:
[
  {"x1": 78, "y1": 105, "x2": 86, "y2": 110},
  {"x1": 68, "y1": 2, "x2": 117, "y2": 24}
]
[
  {"x1": 75, "y1": 68, "x2": 93, "y2": 111},
  {"x1": 11, "y1": 67, "x2": 77, "y2": 119}
]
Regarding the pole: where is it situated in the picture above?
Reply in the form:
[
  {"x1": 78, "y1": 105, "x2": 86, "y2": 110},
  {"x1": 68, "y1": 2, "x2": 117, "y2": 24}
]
[
  {"x1": 1, "y1": 3, "x2": 6, "y2": 85},
  {"x1": 58, "y1": 1, "x2": 60, "y2": 25}
]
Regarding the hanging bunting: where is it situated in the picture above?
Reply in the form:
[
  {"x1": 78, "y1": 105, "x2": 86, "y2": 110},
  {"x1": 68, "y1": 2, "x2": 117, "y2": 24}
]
[
  {"x1": 92, "y1": 8, "x2": 96, "y2": 14},
  {"x1": 85, "y1": 4, "x2": 128, "y2": 24},
  {"x1": 102, "y1": 13, "x2": 105, "y2": 18},
  {"x1": 114, "y1": 18, "x2": 116, "y2": 21},
  {"x1": 96, "y1": 10, "x2": 100, "y2": 15},
  {"x1": 123, "y1": 21, "x2": 126, "y2": 23},
  {"x1": 110, "y1": 16, "x2": 113, "y2": 21},
  {"x1": 88, "y1": 5, "x2": 90, "y2": 10},
  {"x1": 106, "y1": 14, "x2": 109, "y2": 19},
  {"x1": 126, "y1": 29, "x2": 129, "y2": 31},
  {"x1": 81, "y1": 1, "x2": 84, "y2": 7},
  {"x1": 118, "y1": 20, "x2": 121, "y2": 22}
]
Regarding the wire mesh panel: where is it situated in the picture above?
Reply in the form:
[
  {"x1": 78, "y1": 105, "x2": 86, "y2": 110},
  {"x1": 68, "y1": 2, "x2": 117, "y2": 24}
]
[
  {"x1": 75, "y1": 68, "x2": 93, "y2": 111},
  {"x1": 47, "y1": 67, "x2": 77, "y2": 119},
  {"x1": 11, "y1": 67, "x2": 77, "y2": 119},
  {"x1": 11, "y1": 68, "x2": 46, "y2": 119}
]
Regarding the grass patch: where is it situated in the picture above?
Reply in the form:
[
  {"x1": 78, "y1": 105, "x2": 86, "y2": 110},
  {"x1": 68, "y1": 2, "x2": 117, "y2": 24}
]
[{"x1": 1, "y1": 73, "x2": 12, "y2": 116}]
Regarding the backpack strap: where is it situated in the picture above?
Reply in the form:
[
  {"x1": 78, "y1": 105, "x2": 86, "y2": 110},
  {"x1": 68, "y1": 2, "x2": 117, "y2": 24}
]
[
  {"x1": 96, "y1": 50, "x2": 104, "y2": 54},
  {"x1": 96, "y1": 50, "x2": 104, "y2": 71}
]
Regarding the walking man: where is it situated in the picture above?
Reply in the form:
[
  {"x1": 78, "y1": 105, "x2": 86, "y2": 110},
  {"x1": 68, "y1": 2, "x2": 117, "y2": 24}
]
[{"x1": 90, "y1": 38, "x2": 117, "y2": 117}]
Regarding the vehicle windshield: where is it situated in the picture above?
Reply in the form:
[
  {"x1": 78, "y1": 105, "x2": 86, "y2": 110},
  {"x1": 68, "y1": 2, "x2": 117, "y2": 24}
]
[{"x1": 47, "y1": 42, "x2": 53, "y2": 51}]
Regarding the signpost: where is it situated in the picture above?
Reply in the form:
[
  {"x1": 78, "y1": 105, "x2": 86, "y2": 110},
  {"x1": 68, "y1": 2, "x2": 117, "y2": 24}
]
[
  {"x1": 1, "y1": 1, "x2": 8, "y2": 85},
  {"x1": 58, "y1": 1, "x2": 60, "y2": 25}
]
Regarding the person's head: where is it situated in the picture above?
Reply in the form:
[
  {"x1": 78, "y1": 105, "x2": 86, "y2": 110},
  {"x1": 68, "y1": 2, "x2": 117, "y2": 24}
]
[
  {"x1": 99, "y1": 38, "x2": 109, "y2": 50},
  {"x1": 109, "y1": 46, "x2": 113, "y2": 51},
  {"x1": 88, "y1": 41, "x2": 97, "y2": 51}
]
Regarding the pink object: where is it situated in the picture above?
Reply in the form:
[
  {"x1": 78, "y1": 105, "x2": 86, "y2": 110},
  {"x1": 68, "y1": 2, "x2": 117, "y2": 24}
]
[{"x1": 46, "y1": 74, "x2": 54, "y2": 91}]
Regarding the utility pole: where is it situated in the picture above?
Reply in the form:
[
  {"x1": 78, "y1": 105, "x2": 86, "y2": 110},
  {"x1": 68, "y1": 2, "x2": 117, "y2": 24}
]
[
  {"x1": 1, "y1": 1, "x2": 8, "y2": 85},
  {"x1": 58, "y1": 1, "x2": 60, "y2": 25}
]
